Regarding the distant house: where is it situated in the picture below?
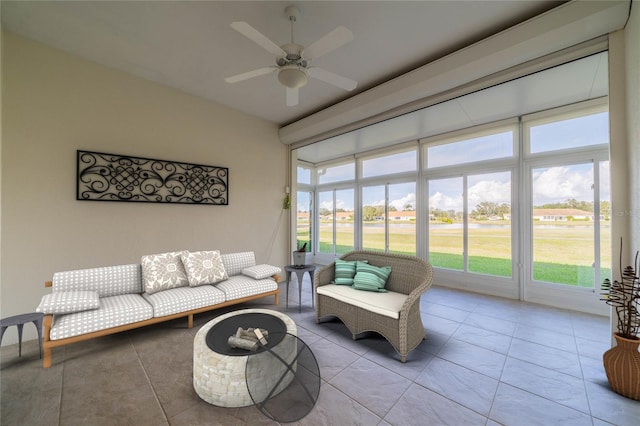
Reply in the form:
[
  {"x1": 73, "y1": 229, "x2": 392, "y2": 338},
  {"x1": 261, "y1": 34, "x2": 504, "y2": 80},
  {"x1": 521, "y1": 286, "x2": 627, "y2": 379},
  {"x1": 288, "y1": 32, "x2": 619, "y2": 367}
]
[
  {"x1": 532, "y1": 208, "x2": 594, "y2": 221},
  {"x1": 383, "y1": 211, "x2": 416, "y2": 221},
  {"x1": 336, "y1": 211, "x2": 353, "y2": 221},
  {"x1": 316, "y1": 211, "x2": 354, "y2": 221}
]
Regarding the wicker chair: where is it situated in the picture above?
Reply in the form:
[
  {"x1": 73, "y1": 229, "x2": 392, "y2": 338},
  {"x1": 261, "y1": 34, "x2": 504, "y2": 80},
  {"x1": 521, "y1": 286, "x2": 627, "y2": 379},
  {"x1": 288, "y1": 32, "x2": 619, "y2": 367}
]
[{"x1": 315, "y1": 251, "x2": 433, "y2": 362}]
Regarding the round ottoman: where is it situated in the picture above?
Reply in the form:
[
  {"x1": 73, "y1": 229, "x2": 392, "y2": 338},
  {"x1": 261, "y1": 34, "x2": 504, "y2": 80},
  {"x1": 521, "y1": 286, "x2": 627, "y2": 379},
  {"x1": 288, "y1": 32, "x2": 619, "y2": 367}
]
[{"x1": 193, "y1": 308, "x2": 297, "y2": 407}]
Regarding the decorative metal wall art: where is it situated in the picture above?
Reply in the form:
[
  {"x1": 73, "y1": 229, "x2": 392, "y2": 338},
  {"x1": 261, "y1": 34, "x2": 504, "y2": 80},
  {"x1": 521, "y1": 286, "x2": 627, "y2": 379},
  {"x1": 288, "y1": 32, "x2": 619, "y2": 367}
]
[{"x1": 77, "y1": 150, "x2": 228, "y2": 205}]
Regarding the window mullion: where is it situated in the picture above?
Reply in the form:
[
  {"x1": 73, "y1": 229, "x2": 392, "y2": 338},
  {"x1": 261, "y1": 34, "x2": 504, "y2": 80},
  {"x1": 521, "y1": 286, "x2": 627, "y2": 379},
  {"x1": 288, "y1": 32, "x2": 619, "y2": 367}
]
[
  {"x1": 593, "y1": 160, "x2": 601, "y2": 291},
  {"x1": 385, "y1": 184, "x2": 390, "y2": 252},
  {"x1": 463, "y1": 176, "x2": 469, "y2": 272}
]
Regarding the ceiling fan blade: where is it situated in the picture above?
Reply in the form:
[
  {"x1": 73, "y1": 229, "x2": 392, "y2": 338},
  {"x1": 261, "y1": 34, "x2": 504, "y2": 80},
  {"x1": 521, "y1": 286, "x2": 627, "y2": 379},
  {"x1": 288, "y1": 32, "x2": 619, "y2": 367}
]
[
  {"x1": 308, "y1": 67, "x2": 357, "y2": 91},
  {"x1": 224, "y1": 67, "x2": 277, "y2": 83},
  {"x1": 302, "y1": 26, "x2": 353, "y2": 61},
  {"x1": 286, "y1": 87, "x2": 299, "y2": 107},
  {"x1": 230, "y1": 22, "x2": 286, "y2": 57}
]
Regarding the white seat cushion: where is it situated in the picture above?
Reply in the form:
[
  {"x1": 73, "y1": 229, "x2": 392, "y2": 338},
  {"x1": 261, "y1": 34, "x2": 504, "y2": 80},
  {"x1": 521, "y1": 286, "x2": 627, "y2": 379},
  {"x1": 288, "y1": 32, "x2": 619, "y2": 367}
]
[
  {"x1": 143, "y1": 285, "x2": 226, "y2": 317},
  {"x1": 316, "y1": 284, "x2": 408, "y2": 319},
  {"x1": 50, "y1": 294, "x2": 153, "y2": 340},
  {"x1": 215, "y1": 275, "x2": 277, "y2": 301},
  {"x1": 37, "y1": 290, "x2": 100, "y2": 314}
]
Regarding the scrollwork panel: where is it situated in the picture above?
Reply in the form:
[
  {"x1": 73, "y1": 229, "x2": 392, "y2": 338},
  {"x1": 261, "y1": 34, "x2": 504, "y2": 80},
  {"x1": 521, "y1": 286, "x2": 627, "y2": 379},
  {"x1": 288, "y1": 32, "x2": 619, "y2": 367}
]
[{"x1": 76, "y1": 150, "x2": 228, "y2": 205}]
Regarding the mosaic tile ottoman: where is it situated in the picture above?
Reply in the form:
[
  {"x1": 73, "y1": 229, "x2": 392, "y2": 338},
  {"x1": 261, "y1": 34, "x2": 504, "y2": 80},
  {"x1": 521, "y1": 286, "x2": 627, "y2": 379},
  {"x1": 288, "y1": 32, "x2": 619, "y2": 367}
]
[{"x1": 193, "y1": 308, "x2": 297, "y2": 407}]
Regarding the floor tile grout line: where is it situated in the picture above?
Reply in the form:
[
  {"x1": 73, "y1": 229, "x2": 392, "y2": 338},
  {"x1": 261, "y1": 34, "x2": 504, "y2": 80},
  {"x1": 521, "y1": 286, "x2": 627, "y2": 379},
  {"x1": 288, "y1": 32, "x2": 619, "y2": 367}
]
[
  {"x1": 130, "y1": 335, "x2": 170, "y2": 425},
  {"x1": 57, "y1": 346, "x2": 67, "y2": 426}
]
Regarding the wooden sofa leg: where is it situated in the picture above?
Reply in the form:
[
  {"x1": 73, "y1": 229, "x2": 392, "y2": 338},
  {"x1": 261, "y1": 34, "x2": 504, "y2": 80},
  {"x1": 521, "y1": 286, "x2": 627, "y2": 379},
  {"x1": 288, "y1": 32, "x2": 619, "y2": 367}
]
[
  {"x1": 187, "y1": 314, "x2": 193, "y2": 329},
  {"x1": 274, "y1": 292, "x2": 279, "y2": 306},
  {"x1": 400, "y1": 355, "x2": 407, "y2": 363},
  {"x1": 43, "y1": 347, "x2": 52, "y2": 368},
  {"x1": 42, "y1": 315, "x2": 53, "y2": 368}
]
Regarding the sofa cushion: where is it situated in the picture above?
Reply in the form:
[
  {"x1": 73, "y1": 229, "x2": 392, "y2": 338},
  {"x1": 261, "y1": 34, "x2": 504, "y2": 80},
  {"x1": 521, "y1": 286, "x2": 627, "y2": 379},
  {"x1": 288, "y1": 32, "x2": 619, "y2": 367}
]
[
  {"x1": 242, "y1": 264, "x2": 281, "y2": 280},
  {"x1": 216, "y1": 275, "x2": 278, "y2": 301},
  {"x1": 333, "y1": 259, "x2": 364, "y2": 285},
  {"x1": 143, "y1": 285, "x2": 227, "y2": 317},
  {"x1": 220, "y1": 252, "x2": 256, "y2": 276},
  {"x1": 316, "y1": 284, "x2": 407, "y2": 319},
  {"x1": 52, "y1": 264, "x2": 142, "y2": 297},
  {"x1": 36, "y1": 291, "x2": 100, "y2": 314},
  {"x1": 49, "y1": 294, "x2": 153, "y2": 340},
  {"x1": 353, "y1": 263, "x2": 392, "y2": 292},
  {"x1": 141, "y1": 251, "x2": 189, "y2": 294},
  {"x1": 181, "y1": 250, "x2": 228, "y2": 286}
]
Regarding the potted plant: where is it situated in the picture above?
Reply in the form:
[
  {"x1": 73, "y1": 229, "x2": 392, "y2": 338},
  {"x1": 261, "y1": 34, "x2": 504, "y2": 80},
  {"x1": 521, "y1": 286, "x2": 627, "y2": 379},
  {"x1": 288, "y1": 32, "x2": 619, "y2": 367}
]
[{"x1": 600, "y1": 239, "x2": 640, "y2": 400}]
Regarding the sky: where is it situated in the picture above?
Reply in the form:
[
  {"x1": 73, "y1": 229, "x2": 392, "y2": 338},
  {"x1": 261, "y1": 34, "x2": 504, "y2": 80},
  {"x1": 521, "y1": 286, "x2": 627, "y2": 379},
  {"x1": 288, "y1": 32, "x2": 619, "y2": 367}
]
[
  {"x1": 299, "y1": 111, "x2": 609, "y2": 214},
  {"x1": 303, "y1": 162, "x2": 610, "y2": 213}
]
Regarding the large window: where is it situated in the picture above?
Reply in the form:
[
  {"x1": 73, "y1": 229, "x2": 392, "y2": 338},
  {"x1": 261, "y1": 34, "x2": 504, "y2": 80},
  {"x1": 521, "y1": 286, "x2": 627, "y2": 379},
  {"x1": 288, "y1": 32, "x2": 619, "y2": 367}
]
[
  {"x1": 296, "y1": 191, "x2": 312, "y2": 251},
  {"x1": 428, "y1": 177, "x2": 464, "y2": 270},
  {"x1": 317, "y1": 162, "x2": 355, "y2": 184},
  {"x1": 362, "y1": 182, "x2": 416, "y2": 255},
  {"x1": 296, "y1": 163, "x2": 313, "y2": 252},
  {"x1": 526, "y1": 107, "x2": 610, "y2": 290},
  {"x1": 426, "y1": 125, "x2": 516, "y2": 278},
  {"x1": 362, "y1": 150, "x2": 417, "y2": 178},
  {"x1": 427, "y1": 130, "x2": 513, "y2": 168},
  {"x1": 529, "y1": 111, "x2": 609, "y2": 153},
  {"x1": 293, "y1": 97, "x2": 610, "y2": 313},
  {"x1": 317, "y1": 189, "x2": 355, "y2": 255},
  {"x1": 467, "y1": 171, "x2": 512, "y2": 277}
]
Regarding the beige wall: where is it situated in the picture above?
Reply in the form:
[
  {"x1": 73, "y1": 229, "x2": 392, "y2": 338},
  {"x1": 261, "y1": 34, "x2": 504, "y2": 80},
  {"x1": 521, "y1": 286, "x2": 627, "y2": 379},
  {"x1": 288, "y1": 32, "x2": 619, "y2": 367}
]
[{"x1": 1, "y1": 32, "x2": 287, "y2": 345}]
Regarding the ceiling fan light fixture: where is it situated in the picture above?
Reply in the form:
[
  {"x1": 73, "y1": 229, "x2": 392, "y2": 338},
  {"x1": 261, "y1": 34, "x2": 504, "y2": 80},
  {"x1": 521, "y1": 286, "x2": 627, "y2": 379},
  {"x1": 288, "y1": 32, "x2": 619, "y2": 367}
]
[{"x1": 278, "y1": 66, "x2": 308, "y2": 89}]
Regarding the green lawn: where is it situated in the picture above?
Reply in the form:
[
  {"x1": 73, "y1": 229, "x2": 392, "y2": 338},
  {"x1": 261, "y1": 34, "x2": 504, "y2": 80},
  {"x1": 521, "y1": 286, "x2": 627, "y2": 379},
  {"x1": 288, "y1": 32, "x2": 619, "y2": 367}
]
[
  {"x1": 428, "y1": 252, "x2": 611, "y2": 287},
  {"x1": 297, "y1": 220, "x2": 612, "y2": 288}
]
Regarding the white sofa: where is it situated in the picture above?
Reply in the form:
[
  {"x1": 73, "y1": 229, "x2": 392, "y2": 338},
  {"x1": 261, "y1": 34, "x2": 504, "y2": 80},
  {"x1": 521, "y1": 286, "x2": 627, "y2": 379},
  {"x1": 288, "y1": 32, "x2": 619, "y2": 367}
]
[{"x1": 36, "y1": 250, "x2": 281, "y2": 368}]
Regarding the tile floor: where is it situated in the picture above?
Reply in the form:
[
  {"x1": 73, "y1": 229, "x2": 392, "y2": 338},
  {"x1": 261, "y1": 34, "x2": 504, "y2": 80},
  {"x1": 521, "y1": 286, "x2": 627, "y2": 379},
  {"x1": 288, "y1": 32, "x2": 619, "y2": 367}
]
[{"x1": 1, "y1": 280, "x2": 639, "y2": 426}]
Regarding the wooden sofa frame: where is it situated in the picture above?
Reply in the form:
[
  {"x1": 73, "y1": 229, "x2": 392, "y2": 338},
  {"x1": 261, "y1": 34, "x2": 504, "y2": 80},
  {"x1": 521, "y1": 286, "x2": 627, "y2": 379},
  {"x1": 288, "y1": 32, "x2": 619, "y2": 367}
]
[
  {"x1": 41, "y1": 277, "x2": 280, "y2": 368},
  {"x1": 315, "y1": 251, "x2": 433, "y2": 362}
]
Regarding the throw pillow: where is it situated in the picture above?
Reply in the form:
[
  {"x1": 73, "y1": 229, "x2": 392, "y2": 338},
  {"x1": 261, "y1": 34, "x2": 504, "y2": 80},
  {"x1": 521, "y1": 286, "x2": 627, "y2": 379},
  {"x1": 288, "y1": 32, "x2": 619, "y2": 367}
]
[
  {"x1": 181, "y1": 250, "x2": 228, "y2": 286},
  {"x1": 353, "y1": 263, "x2": 392, "y2": 292},
  {"x1": 333, "y1": 259, "x2": 367, "y2": 285},
  {"x1": 36, "y1": 290, "x2": 100, "y2": 314},
  {"x1": 242, "y1": 264, "x2": 282, "y2": 280},
  {"x1": 141, "y1": 251, "x2": 189, "y2": 294}
]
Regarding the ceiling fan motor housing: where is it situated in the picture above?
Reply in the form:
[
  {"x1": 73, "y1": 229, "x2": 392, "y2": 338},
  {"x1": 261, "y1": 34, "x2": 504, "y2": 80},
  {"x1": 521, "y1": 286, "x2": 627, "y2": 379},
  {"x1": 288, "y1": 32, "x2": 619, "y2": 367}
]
[{"x1": 278, "y1": 65, "x2": 308, "y2": 89}]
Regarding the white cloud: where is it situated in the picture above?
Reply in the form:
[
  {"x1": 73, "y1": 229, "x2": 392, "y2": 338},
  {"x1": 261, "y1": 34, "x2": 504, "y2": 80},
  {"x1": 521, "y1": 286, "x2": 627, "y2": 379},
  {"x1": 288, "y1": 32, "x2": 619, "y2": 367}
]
[
  {"x1": 390, "y1": 192, "x2": 416, "y2": 210},
  {"x1": 468, "y1": 179, "x2": 511, "y2": 207},
  {"x1": 319, "y1": 200, "x2": 334, "y2": 210},
  {"x1": 532, "y1": 166, "x2": 593, "y2": 203},
  {"x1": 334, "y1": 198, "x2": 349, "y2": 210},
  {"x1": 429, "y1": 191, "x2": 462, "y2": 211}
]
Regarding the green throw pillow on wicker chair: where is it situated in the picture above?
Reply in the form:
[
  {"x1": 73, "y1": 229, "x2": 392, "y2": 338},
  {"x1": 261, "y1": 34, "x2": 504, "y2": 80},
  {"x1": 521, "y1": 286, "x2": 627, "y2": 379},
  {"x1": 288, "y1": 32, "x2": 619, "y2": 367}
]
[
  {"x1": 353, "y1": 263, "x2": 392, "y2": 292},
  {"x1": 333, "y1": 259, "x2": 367, "y2": 285}
]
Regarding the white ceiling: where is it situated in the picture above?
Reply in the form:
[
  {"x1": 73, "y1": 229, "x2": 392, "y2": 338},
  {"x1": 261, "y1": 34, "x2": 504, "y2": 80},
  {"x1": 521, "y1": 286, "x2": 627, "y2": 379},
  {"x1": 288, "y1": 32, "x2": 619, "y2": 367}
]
[{"x1": 1, "y1": 0, "x2": 565, "y2": 126}]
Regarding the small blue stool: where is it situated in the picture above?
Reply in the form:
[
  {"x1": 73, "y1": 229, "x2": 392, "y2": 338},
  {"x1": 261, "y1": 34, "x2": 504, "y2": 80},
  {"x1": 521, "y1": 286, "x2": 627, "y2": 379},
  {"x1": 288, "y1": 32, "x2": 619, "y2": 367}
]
[{"x1": 0, "y1": 312, "x2": 44, "y2": 358}]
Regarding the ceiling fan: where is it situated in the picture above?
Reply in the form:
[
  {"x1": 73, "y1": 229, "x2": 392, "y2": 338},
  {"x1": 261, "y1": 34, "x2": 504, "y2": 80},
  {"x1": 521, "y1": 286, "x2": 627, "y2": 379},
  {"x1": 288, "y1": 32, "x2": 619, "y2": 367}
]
[{"x1": 224, "y1": 5, "x2": 357, "y2": 107}]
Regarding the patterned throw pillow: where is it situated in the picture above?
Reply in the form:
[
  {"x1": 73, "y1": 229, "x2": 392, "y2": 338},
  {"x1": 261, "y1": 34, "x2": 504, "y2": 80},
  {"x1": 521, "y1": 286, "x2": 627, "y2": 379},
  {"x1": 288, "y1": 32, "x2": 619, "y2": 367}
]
[
  {"x1": 141, "y1": 251, "x2": 189, "y2": 294},
  {"x1": 181, "y1": 250, "x2": 228, "y2": 286},
  {"x1": 36, "y1": 290, "x2": 100, "y2": 314},
  {"x1": 353, "y1": 263, "x2": 392, "y2": 292},
  {"x1": 242, "y1": 264, "x2": 281, "y2": 280},
  {"x1": 333, "y1": 259, "x2": 367, "y2": 285}
]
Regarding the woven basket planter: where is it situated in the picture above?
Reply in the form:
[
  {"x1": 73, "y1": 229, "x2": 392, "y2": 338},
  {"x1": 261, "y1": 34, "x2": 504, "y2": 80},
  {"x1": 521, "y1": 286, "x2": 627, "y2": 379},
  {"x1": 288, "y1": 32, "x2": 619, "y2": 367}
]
[{"x1": 603, "y1": 333, "x2": 640, "y2": 400}]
